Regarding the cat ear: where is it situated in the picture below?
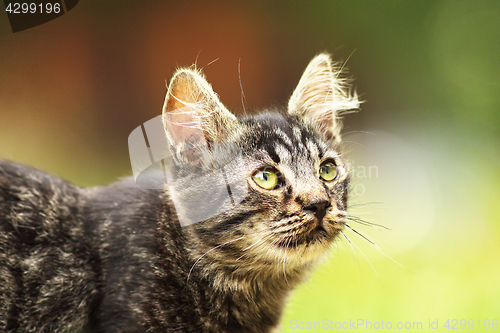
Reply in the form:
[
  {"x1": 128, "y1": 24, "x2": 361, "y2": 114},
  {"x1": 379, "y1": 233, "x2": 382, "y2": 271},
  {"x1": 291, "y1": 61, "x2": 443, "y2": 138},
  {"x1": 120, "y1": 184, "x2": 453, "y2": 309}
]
[
  {"x1": 288, "y1": 53, "x2": 360, "y2": 142},
  {"x1": 162, "y1": 67, "x2": 239, "y2": 151}
]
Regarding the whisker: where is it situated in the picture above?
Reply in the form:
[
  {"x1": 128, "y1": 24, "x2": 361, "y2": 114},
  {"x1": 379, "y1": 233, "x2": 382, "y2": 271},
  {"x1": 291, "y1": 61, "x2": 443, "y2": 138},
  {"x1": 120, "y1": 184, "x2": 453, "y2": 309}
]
[
  {"x1": 235, "y1": 253, "x2": 247, "y2": 261},
  {"x1": 345, "y1": 224, "x2": 378, "y2": 247},
  {"x1": 282, "y1": 237, "x2": 292, "y2": 284},
  {"x1": 188, "y1": 236, "x2": 245, "y2": 281},
  {"x1": 340, "y1": 231, "x2": 360, "y2": 268},
  {"x1": 344, "y1": 230, "x2": 380, "y2": 280},
  {"x1": 347, "y1": 202, "x2": 384, "y2": 209},
  {"x1": 371, "y1": 245, "x2": 407, "y2": 270},
  {"x1": 345, "y1": 224, "x2": 406, "y2": 270},
  {"x1": 242, "y1": 237, "x2": 265, "y2": 251},
  {"x1": 187, "y1": 228, "x2": 270, "y2": 282},
  {"x1": 342, "y1": 130, "x2": 377, "y2": 138},
  {"x1": 267, "y1": 233, "x2": 293, "y2": 277},
  {"x1": 347, "y1": 215, "x2": 390, "y2": 230}
]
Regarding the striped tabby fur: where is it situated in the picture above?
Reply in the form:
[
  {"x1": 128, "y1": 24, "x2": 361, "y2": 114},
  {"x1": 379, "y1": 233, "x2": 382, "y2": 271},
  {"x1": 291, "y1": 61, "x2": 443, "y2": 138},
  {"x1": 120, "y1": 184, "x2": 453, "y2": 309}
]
[{"x1": 0, "y1": 53, "x2": 359, "y2": 332}]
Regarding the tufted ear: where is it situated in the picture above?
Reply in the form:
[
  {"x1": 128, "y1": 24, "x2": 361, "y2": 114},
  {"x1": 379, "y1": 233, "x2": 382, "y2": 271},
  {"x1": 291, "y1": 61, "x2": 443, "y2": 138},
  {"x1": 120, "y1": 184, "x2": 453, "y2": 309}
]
[
  {"x1": 162, "y1": 67, "x2": 240, "y2": 154},
  {"x1": 288, "y1": 53, "x2": 360, "y2": 143}
]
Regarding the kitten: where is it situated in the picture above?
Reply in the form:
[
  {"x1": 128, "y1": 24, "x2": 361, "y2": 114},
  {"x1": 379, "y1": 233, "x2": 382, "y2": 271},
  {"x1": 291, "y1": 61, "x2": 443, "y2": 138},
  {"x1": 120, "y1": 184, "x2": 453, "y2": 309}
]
[{"x1": 0, "y1": 53, "x2": 359, "y2": 332}]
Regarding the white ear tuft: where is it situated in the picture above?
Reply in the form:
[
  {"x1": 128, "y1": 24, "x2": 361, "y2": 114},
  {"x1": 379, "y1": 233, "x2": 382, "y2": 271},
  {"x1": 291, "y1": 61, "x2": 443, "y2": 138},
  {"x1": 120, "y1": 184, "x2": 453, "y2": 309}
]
[
  {"x1": 288, "y1": 53, "x2": 360, "y2": 143},
  {"x1": 162, "y1": 67, "x2": 240, "y2": 153}
]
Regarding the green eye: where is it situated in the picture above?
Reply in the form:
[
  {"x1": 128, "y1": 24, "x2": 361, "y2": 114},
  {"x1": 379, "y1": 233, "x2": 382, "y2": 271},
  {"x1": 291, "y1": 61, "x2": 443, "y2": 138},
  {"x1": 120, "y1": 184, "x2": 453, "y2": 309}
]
[
  {"x1": 253, "y1": 169, "x2": 279, "y2": 190},
  {"x1": 319, "y1": 161, "x2": 338, "y2": 181}
]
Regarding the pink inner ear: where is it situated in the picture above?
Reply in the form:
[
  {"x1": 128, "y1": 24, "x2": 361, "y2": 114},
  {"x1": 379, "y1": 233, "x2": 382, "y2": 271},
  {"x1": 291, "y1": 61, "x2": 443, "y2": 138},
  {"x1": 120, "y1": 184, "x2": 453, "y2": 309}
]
[{"x1": 164, "y1": 108, "x2": 207, "y2": 148}]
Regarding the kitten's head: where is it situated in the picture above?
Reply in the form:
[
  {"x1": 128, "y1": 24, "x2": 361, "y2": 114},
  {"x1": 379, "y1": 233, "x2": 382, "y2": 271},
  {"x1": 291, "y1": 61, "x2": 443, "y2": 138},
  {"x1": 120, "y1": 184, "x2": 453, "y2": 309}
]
[{"x1": 162, "y1": 54, "x2": 359, "y2": 272}]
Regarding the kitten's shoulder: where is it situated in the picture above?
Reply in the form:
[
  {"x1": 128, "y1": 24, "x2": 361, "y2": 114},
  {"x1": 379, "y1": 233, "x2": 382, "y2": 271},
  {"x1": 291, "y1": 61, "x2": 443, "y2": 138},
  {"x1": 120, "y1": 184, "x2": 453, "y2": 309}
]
[
  {"x1": 0, "y1": 159, "x2": 79, "y2": 193},
  {"x1": 0, "y1": 160, "x2": 83, "y2": 232}
]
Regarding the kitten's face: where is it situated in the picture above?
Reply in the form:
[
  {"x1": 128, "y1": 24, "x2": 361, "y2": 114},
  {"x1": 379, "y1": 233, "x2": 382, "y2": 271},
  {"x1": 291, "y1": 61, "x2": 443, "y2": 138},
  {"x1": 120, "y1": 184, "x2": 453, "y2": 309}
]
[
  {"x1": 162, "y1": 53, "x2": 359, "y2": 270},
  {"x1": 228, "y1": 113, "x2": 349, "y2": 265}
]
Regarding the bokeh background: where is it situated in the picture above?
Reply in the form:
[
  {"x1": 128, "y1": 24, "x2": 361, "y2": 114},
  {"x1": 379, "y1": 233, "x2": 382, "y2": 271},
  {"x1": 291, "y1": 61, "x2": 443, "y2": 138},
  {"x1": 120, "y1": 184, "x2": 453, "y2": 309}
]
[{"x1": 1, "y1": 1, "x2": 499, "y2": 331}]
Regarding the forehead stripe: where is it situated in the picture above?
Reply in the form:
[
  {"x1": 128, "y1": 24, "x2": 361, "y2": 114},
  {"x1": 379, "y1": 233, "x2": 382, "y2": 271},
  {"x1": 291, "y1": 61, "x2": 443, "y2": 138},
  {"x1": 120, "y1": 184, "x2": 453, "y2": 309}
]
[
  {"x1": 267, "y1": 146, "x2": 281, "y2": 164},
  {"x1": 274, "y1": 144, "x2": 292, "y2": 163},
  {"x1": 306, "y1": 139, "x2": 320, "y2": 159},
  {"x1": 292, "y1": 126, "x2": 302, "y2": 142},
  {"x1": 274, "y1": 128, "x2": 293, "y2": 147}
]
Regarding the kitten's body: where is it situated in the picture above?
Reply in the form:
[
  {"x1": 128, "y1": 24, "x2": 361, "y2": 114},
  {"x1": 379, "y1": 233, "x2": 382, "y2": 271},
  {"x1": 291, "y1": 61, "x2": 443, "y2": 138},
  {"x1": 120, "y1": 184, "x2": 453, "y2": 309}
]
[{"x1": 0, "y1": 54, "x2": 359, "y2": 332}]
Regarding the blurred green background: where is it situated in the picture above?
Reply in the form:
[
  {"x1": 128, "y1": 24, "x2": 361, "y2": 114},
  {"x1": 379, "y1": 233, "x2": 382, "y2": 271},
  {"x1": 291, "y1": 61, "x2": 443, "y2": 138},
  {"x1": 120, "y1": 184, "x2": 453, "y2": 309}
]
[{"x1": 1, "y1": 1, "x2": 499, "y2": 331}]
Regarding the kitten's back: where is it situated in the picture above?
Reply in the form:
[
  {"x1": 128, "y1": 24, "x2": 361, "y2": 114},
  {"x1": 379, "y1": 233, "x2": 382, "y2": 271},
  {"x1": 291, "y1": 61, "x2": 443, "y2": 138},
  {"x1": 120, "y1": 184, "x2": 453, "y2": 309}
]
[{"x1": 0, "y1": 161, "x2": 98, "y2": 332}]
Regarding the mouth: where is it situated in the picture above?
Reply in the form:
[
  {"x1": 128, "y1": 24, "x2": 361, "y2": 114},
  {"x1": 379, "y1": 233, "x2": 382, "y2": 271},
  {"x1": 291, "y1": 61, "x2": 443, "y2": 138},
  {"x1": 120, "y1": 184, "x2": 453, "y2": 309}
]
[
  {"x1": 308, "y1": 224, "x2": 327, "y2": 237},
  {"x1": 274, "y1": 225, "x2": 333, "y2": 249},
  {"x1": 302, "y1": 224, "x2": 331, "y2": 244},
  {"x1": 270, "y1": 213, "x2": 347, "y2": 249},
  {"x1": 299, "y1": 217, "x2": 348, "y2": 244}
]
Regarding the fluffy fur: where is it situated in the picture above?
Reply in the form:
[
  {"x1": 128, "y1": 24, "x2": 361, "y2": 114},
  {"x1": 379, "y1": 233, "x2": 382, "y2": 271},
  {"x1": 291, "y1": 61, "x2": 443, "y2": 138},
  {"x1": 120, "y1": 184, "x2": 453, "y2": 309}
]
[{"x1": 0, "y1": 53, "x2": 359, "y2": 332}]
